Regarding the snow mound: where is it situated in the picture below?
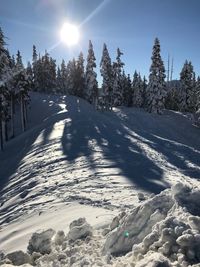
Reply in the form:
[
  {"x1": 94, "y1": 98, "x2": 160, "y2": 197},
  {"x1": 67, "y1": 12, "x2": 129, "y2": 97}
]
[
  {"x1": 104, "y1": 182, "x2": 200, "y2": 266},
  {"x1": 103, "y1": 189, "x2": 174, "y2": 255},
  {"x1": 2, "y1": 184, "x2": 200, "y2": 266}
]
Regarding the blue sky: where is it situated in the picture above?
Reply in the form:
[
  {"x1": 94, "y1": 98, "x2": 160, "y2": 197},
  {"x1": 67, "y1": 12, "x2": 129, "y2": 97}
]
[{"x1": 0, "y1": 0, "x2": 200, "y2": 82}]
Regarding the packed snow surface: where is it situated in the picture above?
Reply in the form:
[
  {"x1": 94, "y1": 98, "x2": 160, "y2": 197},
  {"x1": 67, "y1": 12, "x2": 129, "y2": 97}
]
[{"x1": 0, "y1": 93, "x2": 200, "y2": 266}]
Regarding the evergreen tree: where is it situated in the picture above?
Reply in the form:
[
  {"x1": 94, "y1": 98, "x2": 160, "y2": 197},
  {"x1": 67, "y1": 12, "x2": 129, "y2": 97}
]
[
  {"x1": 179, "y1": 60, "x2": 195, "y2": 112},
  {"x1": 122, "y1": 72, "x2": 132, "y2": 107},
  {"x1": 16, "y1": 50, "x2": 24, "y2": 70},
  {"x1": 100, "y1": 43, "x2": 113, "y2": 110},
  {"x1": 56, "y1": 66, "x2": 63, "y2": 93},
  {"x1": 132, "y1": 72, "x2": 144, "y2": 108},
  {"x1": 32, "y1": 45, "x2": 39, "y2": 91},
  {"x1": 165, "y1": 85, "x2": 179, "y2": 111},
  {"x1": 146, "y1": 38, "x2": 166, "y2": 114},
  {"x1": 6, "y1": 50, "x2": 17, "y2": 138},
  {"x1": 142, "y1": 76, "x2": 148, "y2": 108},
  {"x1": 35, "y1": 51, "x2": 57, "y2": 93},
  {"x1": 26, "y1": 61, "x2": 33, "y2": 90},
  {"x1": 60, "y1": 59, "x2": 68, "y2": 94},
  {"x1": 74, "y1": 52, "x2": 85, "y2": 97},
  {"x1": 113, "y1": 48, "x2": 124, "y2": 106},
  {"x1": 67, "y1": 59, "x2": 76, "y2": 95},
  {"x1": 49, "y1": 56, "x2": 57, "y2": 92},
  {"x1": 14, "y1": 51, "x2": 30, "y2": 132},
  {"x1": 196, "y1": 77, "x2": 200, "y2": 111},
  {"x1": 0, "y1": 27, "x2": 10, "y2": 150},
  {"x1": 85, "y1": 40, "x2": 98, "y2": 105}
]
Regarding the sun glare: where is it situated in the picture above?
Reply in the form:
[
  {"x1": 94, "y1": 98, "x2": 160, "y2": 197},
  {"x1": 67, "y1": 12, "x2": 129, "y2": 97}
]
[{"x1": 60, "y1": 23, "x2": 80, "y2": 46}]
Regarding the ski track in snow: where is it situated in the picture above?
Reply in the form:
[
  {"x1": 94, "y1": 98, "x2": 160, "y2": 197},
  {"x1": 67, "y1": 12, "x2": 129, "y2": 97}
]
[{"x1": 0, "y1": 92, "x2": 200, "y2": 254}]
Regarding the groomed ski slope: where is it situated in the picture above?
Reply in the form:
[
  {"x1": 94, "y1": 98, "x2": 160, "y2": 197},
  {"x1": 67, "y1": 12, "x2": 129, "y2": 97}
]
[{"x1": 0, "y1": 92, "x2": 200, "y2": 266}]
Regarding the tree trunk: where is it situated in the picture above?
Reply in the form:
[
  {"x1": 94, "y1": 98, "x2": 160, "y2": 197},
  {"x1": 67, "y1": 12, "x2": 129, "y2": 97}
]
[
  {"x1": 0, "y1": 119, "x2": 3, "y2": 151},
  {"x1": 23, "y1": 100, "x2": 27, "y2": 130},
  {"x1": 0, "y1": 96, "x2": 3, "y2": 151},
  {"x1": 5, "y1": 120, "x2": 8, "y2": 141},
  {"x1": 21, "y1": 94, "x2": 25, "y2": 132},
  {"x1": 10, "y1": 93, "x2": 15, "y2": 138}
]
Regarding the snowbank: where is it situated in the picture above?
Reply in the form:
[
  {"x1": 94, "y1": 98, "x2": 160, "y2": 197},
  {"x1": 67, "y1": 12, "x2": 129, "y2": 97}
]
[
  {"x1": 104, "y1": 182, "x2": 200, "y2": 266},
  {"x1": 1, "y1": 183, "x2": 200, "y2": 266}
]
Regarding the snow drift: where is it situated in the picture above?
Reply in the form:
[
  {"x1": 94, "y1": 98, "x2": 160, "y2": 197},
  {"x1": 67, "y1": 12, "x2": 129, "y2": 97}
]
[{"x1": 1, "y1": 183, "x2": 200, "y2": 267}]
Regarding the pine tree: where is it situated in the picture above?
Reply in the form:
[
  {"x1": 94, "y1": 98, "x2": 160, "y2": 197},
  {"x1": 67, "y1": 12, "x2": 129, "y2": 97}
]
[
  {"x1": 74, "y1": 52, "x2": 85, "y2": 98},
  {"x1": 49, "y1": 56, "x2": 57, "y2": 92},
  {"x1": 60, "y1": 59, "x2": 68, "y2": 94},
  {"x1": 165, "y1": 84, "x2": 179, "y2": 111},
  {"x1": 194, "y1": 77, "x2": 200, "y2": 126},
  {"x1": 56, "y1": 66, "x2": 63, "y2": 93},
  {"x1": 5, "y1": 50, "x2": 16, "y2": 139},
  {"x1": 122, "y1": 72, "x2": 132, "y2": 107},
  {"x1": 142, "y1": 76, "x2": 148, "y2": 108},
  {"x1": 196, "y1": 77, "x2": 200, "y2": 111},
  {"x1": 85, "y1": 40, "x2": 98, "y2": 105},
  {"x1": 179, "y1": 60, "x2": 195, "y2": 112},
  {"x1": 100, "y1": 43, "x2": 113, "y2": 110},
  {"x1": 0, "y1": 27, "x2": 10, "y2": 150},
  {"x1": 14, "y1": 51, "x2": 30, "y2": 132},
  {"x1": 32, "y1": 45, "x2": 38, "y2": 91},
  {"x1": 132, "y1": 72, "x2": 144, "y2": 108},
  {"x1": 113, "y1": 48, "x2": 124, "y2": 106},
  {"x1": 16, "y1": 50, "x2": 24, "y2": 70},
  {"x1": 146, "y1": 38, "x2": 166, "y2": 114},
  {"x1": 67, "y1": 59, "x2": 76, "y2": 95}
]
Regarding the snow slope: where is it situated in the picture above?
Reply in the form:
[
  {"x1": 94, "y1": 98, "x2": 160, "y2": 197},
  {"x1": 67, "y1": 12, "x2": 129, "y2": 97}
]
[{"x1": 0, "y1": 92, "x2": 200, "y2": 265}]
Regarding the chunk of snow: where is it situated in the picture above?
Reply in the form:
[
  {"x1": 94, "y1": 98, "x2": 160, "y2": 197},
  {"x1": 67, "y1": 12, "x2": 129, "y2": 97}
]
[
  {"x1": 67, "y1": 217, "x2": 92, "y2": 241},
  {"x1": 27, "y1": 229, "x2": 55, "y2": 255},
  {"x1": 54, "y1": 230, "x2": 65, "y2": 246},
  {"x1": 5, "y1": 251, "x2": 31, "y2": 266}
]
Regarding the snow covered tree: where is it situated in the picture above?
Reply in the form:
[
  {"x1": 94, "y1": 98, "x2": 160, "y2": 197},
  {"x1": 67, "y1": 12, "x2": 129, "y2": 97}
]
[
  {"x1": 13, "y1": 51, "x2": 30, "y2": 132},
  {"x1": 60, "y1": 59, "x2": 69, "y2": 94},
  {"x1": 179, "y1": 61, "x2": 196, "y2": 112},
  {"x1": 85, "y1": 40, "x2": 98, "y2": 105},
  {"x1": 26, "y1": 61, "x2": 33, "y2": 91},
  {"x1": 32, "y1": 45, "x2": 39, "y2": 91},
  {"x1": 67, "y1": 59, "x2": 76, "y2": 95},
  {"x1": 132, "y1": 71, "x2": 144, "y2": 108},
  {"x1": 0, "y1": 27, "x2": 10, "y2": 150},
  {"x1": 112, "y1": 48, "x2": 124, "y2": 106},
  {"x1": 34, "y1": 51, "x2": 57, "y2": 93},
  {"x1": 146, "y1": 38, "x2": 166, "y2": 114},
  {"x1": 142, "y1": 76, "x2": 148, "y2": 108},
  {"x1": 74, "y1": 52, "x2": 85, "y2": 98},
  {"x1": 5, "y1": 50, "x2": 17, "y2": 139},
  {"x1": 100, "y1": 43, "x2": 113, "y2": 110},
  {"x1": 56, "y1": 66, "x2": 62, "y2": 92},
  {"x1": 196, "y1": 77, "x2": 200, "y2": 110},
  {"x1": 122, "y1": 72, "x2": 132, "y2": 107},
  {"x1": 165, "y1": 85, "x2": 180, "y2": 111}
]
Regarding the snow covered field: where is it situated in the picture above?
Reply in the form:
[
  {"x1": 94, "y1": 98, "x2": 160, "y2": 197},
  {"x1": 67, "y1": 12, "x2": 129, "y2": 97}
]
[{"x1": 0, "y1": 93, "x2": 200, "y2": 266}]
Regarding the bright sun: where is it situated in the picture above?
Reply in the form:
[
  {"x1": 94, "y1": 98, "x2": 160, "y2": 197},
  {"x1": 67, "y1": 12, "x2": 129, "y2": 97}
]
[{"x1": 60, "y1": 23, "x2": 80, "y2": 46}]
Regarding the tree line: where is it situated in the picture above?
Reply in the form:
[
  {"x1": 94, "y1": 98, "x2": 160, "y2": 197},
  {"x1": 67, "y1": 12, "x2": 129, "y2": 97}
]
[{"x1": 0, "y1": 26, "x2": 200, "y2": 151}]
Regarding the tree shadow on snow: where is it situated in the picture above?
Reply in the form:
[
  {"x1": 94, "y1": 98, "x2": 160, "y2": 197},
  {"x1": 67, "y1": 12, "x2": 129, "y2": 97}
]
[
  {"x1": 61, "y1": 98, "x2": 169, "y2": 194},
  {"x1": 112, "y1": 108, "x2": 200, "y2": 181},
  {"x1": 0, "y1": 94, "x2": 67, "y2": 196}
]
